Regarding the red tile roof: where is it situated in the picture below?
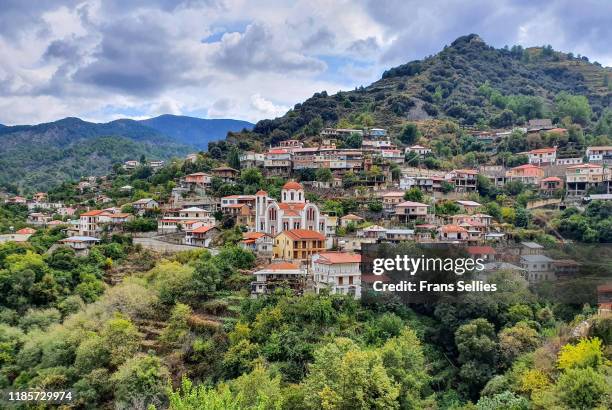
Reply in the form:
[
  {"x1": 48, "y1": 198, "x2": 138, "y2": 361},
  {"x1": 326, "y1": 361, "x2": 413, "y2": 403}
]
[
  {"x1": 282, "y1": 181, "x2": 303, "y2": 190},
  {"x1": 315, "y1": 252, "x2": 361, "y2": 264},
  {"x1": 265, "y1": 262, "x2": 300, "y2": 270},
  {"x1": 541, "y1": 176, "x2": 562, "y2": 182},
  {"x1": 529, "y1": 147, "x2": 557, "y2": 154},
  {"x1": 16, "y1": 227, "x2": 36, "y2": 234},
  {"x1": 439, "y1": 224, "x2": 468, "y2": 233},
  {"x1": 282, "y1": 229, "x2": 325, "y2": 241},
  {"x1": 192, "y1": 226, "x2": 216, "y2": 234},
  {"x1": 397, "y1": 201, "x2": 428, "y2": 207},
  {"x1": 467, "y1": 246, "x2": 496, "y2": 255},
  {"x1": 80, "y1": 210, "x2": 105, "y2": 216}
]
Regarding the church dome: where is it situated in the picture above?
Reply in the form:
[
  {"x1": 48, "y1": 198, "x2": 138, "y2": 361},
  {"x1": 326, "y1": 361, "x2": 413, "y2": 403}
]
[{"x1": 282, "y1": 181, "x2": 303, "y2": 190}]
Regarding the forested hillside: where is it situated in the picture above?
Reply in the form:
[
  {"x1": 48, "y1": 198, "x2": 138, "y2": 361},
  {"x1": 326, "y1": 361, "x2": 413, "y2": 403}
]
[
  {"x1": 228, "y1": 34, "x2": 612, "y2": 147},
  {"x1": 0, "y1": 115, "x2": 250, "y2": 194}
]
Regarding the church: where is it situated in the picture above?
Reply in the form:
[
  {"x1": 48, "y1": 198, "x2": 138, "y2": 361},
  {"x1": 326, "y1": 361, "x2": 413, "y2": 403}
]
[{"x1": 255, "y1": 181, "x2": 327, "y2": 236}]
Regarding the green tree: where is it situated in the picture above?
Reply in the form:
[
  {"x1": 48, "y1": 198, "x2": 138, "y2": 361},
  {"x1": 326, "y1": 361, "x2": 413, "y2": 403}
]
[
  {"x1": 555, "y1": 92, "x2": 592, "y2": 125},
  {"x1": 403, "y1": 188, "x2": 424, "y2": 202},
  {"x1": 400, "y1": 123, "x2": 420, "y2": 145},
  {"x1": 315, "y1": 167, "x2": 333, "y2": 183},
  {"x1": 555, "y1": 367, "x2": 608, "y2": 409},
  {"x1": 111, "y1": 354, "x2": 170, "y2": 408},
  {"x1": 455, "y1": 319, "x2": 498, "y2": 397}
]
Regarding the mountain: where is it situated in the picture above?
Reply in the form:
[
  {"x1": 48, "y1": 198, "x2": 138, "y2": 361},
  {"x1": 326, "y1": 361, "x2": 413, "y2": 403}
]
[
  {"x1": 228, "y1": 34, "x2": 611, "y2": 147},
  {"x1": 0, "y1": 117, "x2": 192, "y2": 193},
  {"x1": 140, "y1": 114, "x2": 253, "y2": 148},
  {"x1": 0, "y1": 115, "x2": 254, "y2": 193}
]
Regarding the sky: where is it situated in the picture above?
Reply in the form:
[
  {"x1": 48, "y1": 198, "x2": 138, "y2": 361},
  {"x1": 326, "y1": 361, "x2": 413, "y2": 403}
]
[{"x1": 0, "y1": 0, "x2": 611, "y2": 125}]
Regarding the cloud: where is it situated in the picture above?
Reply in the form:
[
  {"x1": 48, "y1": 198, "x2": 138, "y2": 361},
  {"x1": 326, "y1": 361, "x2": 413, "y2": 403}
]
[
  {"x1": 1, "y1": 0, "x2": 611, "y2": 126},
  {"x1": 250, "y1": 93, "x2": 289, "y2": 118},
  {"x1": 211, "y1": 23, "x2": 327, "y2": 75}
]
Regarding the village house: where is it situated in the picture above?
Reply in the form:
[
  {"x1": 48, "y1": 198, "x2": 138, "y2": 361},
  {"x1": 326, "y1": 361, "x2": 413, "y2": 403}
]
[
  {"x1": 186, "y1": 225, "x2": 220, "y2": 247},
  {"x1": 59, "y1": 236, "x2": 100, "y2": 255},
  {"x1": 381, "y1": 192, "x2": 405, "y2": 214},
  {"x1": 505, "y1": 164, "x2": 544, "y2": 186},
  {"x1": 27, "y1": 212, "x2": 51, "y2": 225},
  {"x1": 446, "y1": 169, "x2": 478, "y2": 192},
  {"x1": 254, "y1": 182, "x2": 327, "y2": 236},
  {"x1": 251, "y1": 262, "x2": 306, "y2": 297},
  {"x1": 405, "y1": 145, "x2": 432, "y2": 158},
  {"x1": 553, "y1": 259, "x2": 581, "y2": 277},
  {"x1": 586, "y1": 146, "x2": 612, "y2": 163},
  {"x1": 358, "y1": 225, "x2": 387, "y2": 239},
  {"x1": 241, "y1": 232, "x2": 274, "y2": 259},
  {"x1": 132, "y1": 198, "x2": 159, "y2": 214},
  {"x1": 394, "y1": 201, "x2": 429, "y2": 223},
  {"x1": 455, "y1": 200, "x2": 482, "y2": 214},
  {"x1": 526, "y1": 119, "x2": 554, "y2": 133},
  {"x1": 157, "y1": 207, "x2": 215, "y2": 233},
  {"x1": 185, "y1": 153, "x2": 199, "y2": 163},
  {"x1": 123, "y1": 160, "x2": 139, "y2": 170},
  {"x1": 566, "y1": 163, "x2": 609, "y2": 196},
  {"x1": 340, "y1": 213, "x2": 364, "y2": 228},
  {"x1": 239, "y1": 151, "x2": 265, "y2": 168},
  {"x1": 400, "y1": 175, "x2": 444, "y2": 192},
  {"x1": 184, "y1": 172, "x2": 212, "y2": 187},
  {"x1": 384, "y1": 228, "x2": 415, "y2": 242},
  {"x1": 5, "y1": 196, "x2": 27, "y2": 204},
  {"x1": 78, "y1": 210, "x2": 127, "y2": 237},
  {"x1": 527, "y1": 147, "x2": 557, "y2": 165},
  {"x1": 212, "y1": 166, "x2": 239, "y2": 182},
  {"x1": 312, "y1": 252, "x2": 362, "y2": 299},
  {"x1": 273, "y1": 229, "x2": 326, "y2": 263},
  {"x1": 467, "y1": 246, "x2": 496, "y2": 262},
  {"x1": 0, "y1": 228, "x2": 35, "y2": 244},
  {"x1": 555, "y1": 157, "x2": 583, "y2": 166},
  {"x1": 438, "y1": 224, "x2": 469, "y2": 242},
  {"x1": 264, "y1": 149, "x2": 293, "y2": 177},
  {"x1": 540, "y1": 176, "x2": 563, "y2": 195},
  {"x1": 596, "y1": 285, "x2": 612, "y2": 315},
  {"x1": 33, "y1": 192, "x2": 47, "y2": 202},
  {"x1": 149, "y1": 160, "x2": 165, "y2": 170},
  {"x1": 379, "y1": 149, "x2": 404, "y2": 164},
  {"x1": 520, "y1": 254, "x2": 555, "y2": 283},
  {"x1": 520, "y1": 241, "x2": 544, "y2": 256}
]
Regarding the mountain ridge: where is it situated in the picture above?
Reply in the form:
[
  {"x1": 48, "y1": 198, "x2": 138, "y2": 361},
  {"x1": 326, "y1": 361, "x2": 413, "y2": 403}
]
[
  {"x1": 227, "y1": 34, "x2": 611, "y2": 147},
  {"x1": 0, "y1": 115, "x2": 253, "y2": 193}
]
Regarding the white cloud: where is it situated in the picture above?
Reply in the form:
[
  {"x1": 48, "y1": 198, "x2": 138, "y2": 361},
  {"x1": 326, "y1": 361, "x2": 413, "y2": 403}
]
[{"x1": 250, "y1": 93, "x2": 289, "y2": 118}]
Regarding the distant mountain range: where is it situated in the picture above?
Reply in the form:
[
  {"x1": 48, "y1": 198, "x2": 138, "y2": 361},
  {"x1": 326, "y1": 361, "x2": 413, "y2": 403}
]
[
  {"x1": 140, "y1": 115, "x2": 253, "y2": 148},
  {"x1": 0, "y1": 115, "x2": 253, "y2": 193}
]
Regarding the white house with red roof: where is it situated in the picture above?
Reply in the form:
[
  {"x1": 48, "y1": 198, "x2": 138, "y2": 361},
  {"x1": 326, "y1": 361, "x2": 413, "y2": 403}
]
[
  {"x1": 254, "y1": 181, "x2": 326, "y2": 236},
  {"x1": 311, "y1": 251, "x2": 362, "y2": 299}
]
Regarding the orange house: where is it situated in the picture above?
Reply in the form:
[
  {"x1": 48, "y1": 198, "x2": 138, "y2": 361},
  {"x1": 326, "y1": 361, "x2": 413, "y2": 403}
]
[{"x1": 505, "y1": 164, "x2": 544, "y2": 185}]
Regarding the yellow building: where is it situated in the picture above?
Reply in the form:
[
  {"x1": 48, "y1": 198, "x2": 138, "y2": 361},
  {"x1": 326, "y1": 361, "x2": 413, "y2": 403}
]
[{"x1": 273, "y1": 229, "x2": 326, "y2": 263}]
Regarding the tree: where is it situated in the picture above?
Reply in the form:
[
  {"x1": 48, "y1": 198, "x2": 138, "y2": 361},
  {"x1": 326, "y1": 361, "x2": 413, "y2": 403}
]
[
  {"x1": 302, "y1": 338, "x2": 400, "y2": 409},
  {"x1": 498, "y1": 322, "x2": 539, "y2": 365},
  {"x1": 240, "y1": 168, "x2": 263, "y2": 186},
  {"x1": 455, "y1": 319, "x2": 498, "y2": 397},
  {"x1": 555, "y1": 367, "x2": 607, "y2": 409},
  {"x1": 315, "y1": 167, "x2": 333, "y2": 183},
  {"x1": 400, "y1": 123, "x2": 420, "y2": 145},
  {"x1": 169, "y1": 378, "x2": 238, "y2": 410},
  {"x1": 111, "y1": 354, "x2": 170, "y2": 408},
  {"x1": 555, "y1": 92, "x2": 592, "y2": 125},
  {"x1": 557, "y1": 338, "x2": 604, "y2": 370},
  {"x1": 345, "y1": 132, "x2": 363, "y2": 148},
  {"x1": 229, "y1": 362, "x2": 285, "y2": 409},
  {"x1": 100, "y1": 314, "x2": 140, "y2": 367},
  {"x1": 160, "y1": 303, "x2": 193, "y2": 351},
  {"x1": 227, "y1": 146, "x2": 241, "y2": 170},
  {"x1": 379, "y1": 328, "x2": 429, "y2": 409},
  {"x1": 404, "y1": 187, "x2": 424, "y2": 202}
]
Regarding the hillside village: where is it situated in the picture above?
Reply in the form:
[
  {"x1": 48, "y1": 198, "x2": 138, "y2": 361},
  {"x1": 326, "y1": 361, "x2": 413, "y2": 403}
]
[{"x1": 2, "y1": 118, "x2": 611, "y2": 306}]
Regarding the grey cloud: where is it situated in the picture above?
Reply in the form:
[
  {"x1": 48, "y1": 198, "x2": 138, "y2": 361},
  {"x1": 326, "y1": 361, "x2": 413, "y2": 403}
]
[
  {"x1": 44, "y1": 38, "x2": 82, "y2": 60},
  {"x1": 302, "y1": 28, "x2": 336, "y2": 50},
  {"x1": 72, "y1": 15, "x2": 205, "y2": 96},
  {"x1": 347, "y1": 37, "x2": 380, "y2": 56},
  {"x1": 212, "y1": 23, "x2": 326, "y2": 75},
  {"x1": 0, "y1": 0, "x2": 80, "y2": 39}
]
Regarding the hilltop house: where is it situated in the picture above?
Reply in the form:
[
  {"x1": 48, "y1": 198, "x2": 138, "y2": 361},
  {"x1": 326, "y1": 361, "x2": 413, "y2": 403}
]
[
  {"x1": 405, "y1": 145, "x2": 432, "y2": 158},
  {"x1": 586, "y1": 146, "x2": 612, "y2": 163},
  {"x1": 312, "y1": 252, "x2": 362, "y2": 299},
  {"x1": 184, "y1": 172, "x2": 212, "y2": 187},
  {"x1": 211, "y1": 166, "x2": 239, "y2": 182},
  {"x1": 438, "y1": 224, "x2": 469, "y2": 242},
  {"x1": 446, "y1": 169, "x2": 478, "y2": 192},
  {"x1": 59, "y1": 236, "x2": 100, "y2": 255},
  {"x1": 540, "y1": 177, "x2": 563, "y2": 194},
  {"x1": 241, "y1": 232, "x2": 273, "y2": 259}
]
